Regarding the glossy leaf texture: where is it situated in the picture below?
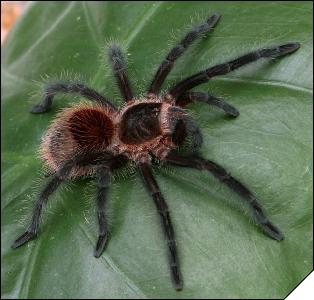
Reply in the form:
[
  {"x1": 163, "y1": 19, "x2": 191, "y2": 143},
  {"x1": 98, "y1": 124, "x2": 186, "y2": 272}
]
[{"x1": 1, "y1": 1, "x2": 313, "y2": 299}]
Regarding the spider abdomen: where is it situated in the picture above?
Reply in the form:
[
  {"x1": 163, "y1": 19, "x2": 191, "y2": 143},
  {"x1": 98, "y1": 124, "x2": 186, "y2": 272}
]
[
  {"x1": 68, "y1": 108, "x2": 114, "y2": 149},
  {"x1": 40, "y1": 104, "x2": 114, "y2": 176}
]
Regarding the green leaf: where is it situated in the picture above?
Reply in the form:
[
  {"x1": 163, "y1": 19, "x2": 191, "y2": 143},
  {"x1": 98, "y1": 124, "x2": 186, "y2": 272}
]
[{"x1": 1, "y1": 1, "x2": 312, "y2": 298}]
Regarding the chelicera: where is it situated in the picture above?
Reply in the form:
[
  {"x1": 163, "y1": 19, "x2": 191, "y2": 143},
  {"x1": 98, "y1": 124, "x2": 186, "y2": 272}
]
[{"x1": 12, "y1": 13, "x2": 300, "y2": 291}]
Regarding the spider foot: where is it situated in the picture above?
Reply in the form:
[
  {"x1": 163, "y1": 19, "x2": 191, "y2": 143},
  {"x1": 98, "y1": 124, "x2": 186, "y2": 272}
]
[
  {"x1": 29, "y1": 103, "x2": 50, "y2": 114},
  {"x1": 11, "y1": 230, "x2": 37, "y2": 249},
  {"x1": 252, "y1": 202, "x2": 284, "y2": 241},
  {"x1": 260, "y1": 221, "x2": 284, "y2": 241},
  {"x1": 222, "y1": 102, "x2": 239, "y2": 117},
  {"x1": 263, "y1": 42, "x2": 300, "y2": 59},
  {"x1": 208, "y1": 12, "x2": 221, "y2": 26},
  {"x1": 171, "y1": 265, "x2": 183, "y2": 291},
  {"x1": 94, "y1": 234, "x2": 108, "y2": 258}
]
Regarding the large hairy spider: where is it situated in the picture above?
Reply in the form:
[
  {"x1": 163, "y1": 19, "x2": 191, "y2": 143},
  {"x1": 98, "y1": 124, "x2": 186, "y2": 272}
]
[{"x1": 12, "y1": 13, "x2": 300, "y2": 291}]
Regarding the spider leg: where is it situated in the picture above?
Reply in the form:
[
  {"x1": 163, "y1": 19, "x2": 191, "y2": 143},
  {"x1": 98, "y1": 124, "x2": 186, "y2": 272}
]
[
  {"x1": 164, "y1": 152, "x2": 284, "y2": 241},
  {"x1": 139, "y1": 163, "x2": 183, "y2": 291},
  {"x1": 148, "y1": 13, "x2": 220, "y2": 95},
  {"x1": 30, "y1": 81, "x2": 116, "y2": 113},
  {"x1": 94, "y1": 165, "x2": 111, "y2": 258},
  {"x1": 169, "y1": 42, "x2": 300, "y2": 98},
  {"x1": 11, "y1": 176, "x2": 62, "y2": 248},
  {"x1": 93, "y1": 154, "x2": 128, "y2": 257},
  {"x1": 177, "y1": 91, "x2": 239, "y2": 117},
  {"x1": 11, "y1": 153, "x2": 106, "y2": 249},
  {"x1": 108, "y1": 46, "x2": 133, "y2": 102}
]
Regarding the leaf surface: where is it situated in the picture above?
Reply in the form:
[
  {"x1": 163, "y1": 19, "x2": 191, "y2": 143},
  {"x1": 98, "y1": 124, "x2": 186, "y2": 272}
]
[{"x1": 1, "y1": 1, "x2": 313, "y2": 299}]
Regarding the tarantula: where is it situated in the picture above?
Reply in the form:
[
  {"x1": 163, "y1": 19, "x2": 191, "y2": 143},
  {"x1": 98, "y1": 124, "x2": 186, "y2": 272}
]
[{"x1": 12, "y1": 13, "x2": 300, "y2": 291}]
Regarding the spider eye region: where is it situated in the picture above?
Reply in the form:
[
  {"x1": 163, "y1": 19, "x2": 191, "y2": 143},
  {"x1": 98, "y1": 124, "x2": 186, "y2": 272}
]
[
  {"x1": 68, "y1": 108, "x2": 114, "y2": 149},
  {"x1": 119, "y1": 103, "x2": 162, "y2": 144}
]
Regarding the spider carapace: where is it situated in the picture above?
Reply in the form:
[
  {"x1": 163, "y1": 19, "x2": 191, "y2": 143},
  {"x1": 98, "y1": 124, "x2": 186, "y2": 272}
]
[{"x1": 12, "y1": 13, "x2": 300, "y2": 291}]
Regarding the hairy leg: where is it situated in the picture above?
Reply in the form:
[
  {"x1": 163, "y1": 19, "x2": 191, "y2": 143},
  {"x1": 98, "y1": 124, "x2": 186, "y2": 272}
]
[
  {"x1": 165, "y1": 152, "x2": 284, "y2": 241},
  {"x1": 11, "y1": 153, "x2": 109, "y2": 249},
  {"x1": 11, "y1": 176, "x2": 63, "y2": 248},
  {"x1": 94, "y1": 165, "x2": 111, "y2": 258},
  {"x1": 139, "y1": 163, "x2": 183, "y2": 291},
  {"x1": 108, "y1": 46, "x2": 133, "y2": 102},
  {"x1": 177, "y1": 91, "x2": 239, "y2": 117},
  {"x1": 93, "y1": 155, "x2": 129, "y2": 256},
  {"x1": 169, "y1": 43, "x2": 300, "y2": 97},
  {"x1": 30, "y1": 81, "x2": 116, "y2": 113},
  {"x1": 148, "y1": 13, "x2": 220, "y2": 94}
]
